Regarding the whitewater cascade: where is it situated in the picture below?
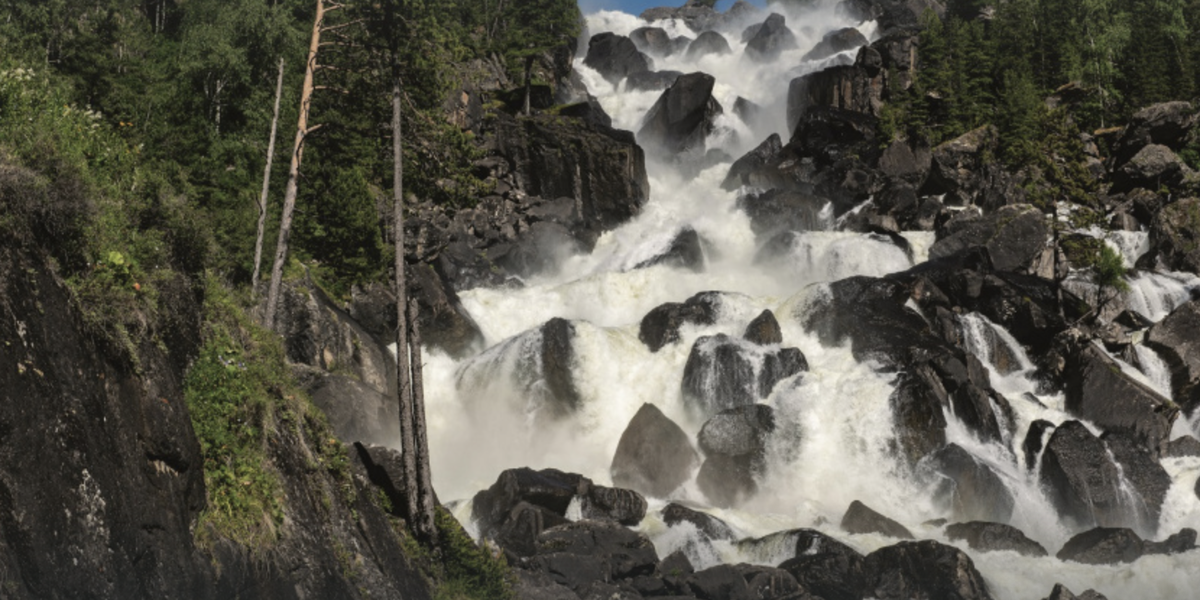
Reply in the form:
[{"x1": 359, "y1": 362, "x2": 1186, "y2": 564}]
[{"x1": 417, "y1": 2, "x2": 1200, "y2": 598}]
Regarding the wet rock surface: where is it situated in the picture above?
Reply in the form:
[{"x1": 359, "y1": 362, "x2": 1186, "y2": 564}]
[
  {"x1": 944, "y1": 521, "x2": 1048, "y2": 557},
  {"x1": 611, "y1": 404, "x2": 701, "y2": 498}
]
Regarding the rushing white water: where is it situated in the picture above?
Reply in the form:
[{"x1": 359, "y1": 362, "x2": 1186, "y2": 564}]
[{"x1": 416, "y1": 1, "x2": 1200, "y2": 598}]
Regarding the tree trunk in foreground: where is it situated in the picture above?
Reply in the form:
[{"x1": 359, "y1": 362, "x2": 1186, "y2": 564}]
[{"x1": 253, "y1": 57, "x2": 285, "y2": 294}]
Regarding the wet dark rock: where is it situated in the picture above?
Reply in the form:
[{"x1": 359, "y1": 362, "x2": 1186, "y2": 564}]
[
  {"x1": 777, "y1": 530, "x2": 866, "y2": 600},
  {"x1": 639, "y1": 2, "x2": 724, "y2": 33},
  {"x1": 1039, "y1": 421, "x2": 1127, "y2": 530},
  {"x1": 611, "y1": 403, "x2": 701, "y2": 498},
  {"x1": 633, "y1": 226, "x2": 706, "y2": 272},
  {"x1": 683, "y1": 564, "x2": 752, "y2": 600},
  {"x1": 738, "y1": 564, "x2": 804, "y2": 599},
  {"x1": 1146, "y1": 300, "x2": 1200, "y2": 397},
  {"x1": 697, "y1": 453, "x2": 758, "y2": 508},
  {"x1": 1102, "y1": 431, "x2": 1172, "y2": 529},
  {"x1": 944, "y1": 521, "x2": 1048, "y2": 557},
  {"x1": 629, "y1": 26, "x2": 674, "y2": 56},
  {"x1": 1023, "y1": 420, "x2": 1056, "y2": 470},
  {"x1": 557, "y1": 95, "x2": 615, "y2": 130},
  {"x1": 638, "y1": 72, "x2": 724, "y2": 155},
  {"x1": 929, "y1": 204, "x2": 1048, "y2": 273},
  {"x1": 582, "y1": 485, "x2": 648, "y2": 526},
  {"x1": 723, "y1": 134, "x2": 784, "y2": 191},
  {"x1": 802, "y1": 27, "x2": 869, "y2": 62},
  {"x1": 626, "y1": 69, "x2": 683, "y2": 92},
  {"x1": 494, "y1": 501, "x2": 573, "y2": 558},
  {"x1": 1043, "y1": 583, "x2": 1111, "y2": 600},
  {"x1": 409, "y1": 262, "x2": 485, "y2": 358},
  {"x1": 662, "y1": 503, "x2": 736, "y2": 541},
  {"x1": 841, "y1": 500, "x2": 913, "y2": 539},
  {"x1": 861, "y1": 540, "x2": 993, "y2": 600},
  {"x1": 744, "y1": 310, "x2": 783, "y2": 345},
  {"x1": 531, "y1": 520, "x2": 660, "y2": 589},
  {"x1": 541, "y1": 317, "x2": 581, "y2": 415},
  {"x1": 308, "y1": 375, "x2": 397, "y2": 445},
  {"x1": 735, "y1": 188, "x2": 829, "y2": 238},
  {"x1": 1145, "y1": 528, "x2": 1199, "y2": 556},
  {"x1": 733, "y1": 97, "x2": 764, "y2": 126},
  {"x1": 760, "y1": 347, "x2": 808, "y2": 397},
  {"x1": 745, "y1": 14, "x2": 798, "y2": 63},
  {"x1": 1111, "y1": 144, "x2": 1196, "y2": 194},
  {"x1": 584, "y1": 32, "x2": 652, "y2": 85},
  {"x1": 926, "y1": 444, "x2": 1015, "y2": 524},
  {"x1": 1056, "y1": 527, "x2": 1144, "y2": 564},
  {"x1": 498, "y1": 220, "x2": 582, "y2": 278},
  {"x1": 682, "y1": 334, "x2": 758, "y2": 416},
  {"x1": 1167, "y1": 436, "x2": 1200, "y2": 457},
  {"x1": 698, "y1": 404, "x2": 776, "y2": 459},
  {"x1": 515, "y1": 569, "x2": 583, "y2": 600},
  {"x1": 472, "y1": 467, "x2": 591, "y2": 543},
  {"x1": 1147, "y1": 197, "x2": 1200, "y2": 274},
  {"x1": 638, "y1": 292, "x2": 721, "y2": 352},
  {"x1": 1065, "y1": 342, "x2": 1177, "y2": 455},
  {"x1": 661, "y1": 548, "x2": 696, "y2": 577},
  {"x1": 879, "y1": 139, "x2": 932, "y2": 188},
  {"x1": 889, "y1": 368, "x2": 950, "y2": 467},
  {"x1": 686, "y1": 31, "x2": 732, "y2": 60}
]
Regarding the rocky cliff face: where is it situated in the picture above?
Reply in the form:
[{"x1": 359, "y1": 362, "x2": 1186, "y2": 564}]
[{"x1": 0, "y1": 161, "x2": 432, "y2": 599}]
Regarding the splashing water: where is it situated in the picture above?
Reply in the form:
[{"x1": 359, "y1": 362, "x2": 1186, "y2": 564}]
[{"x1": 416, "y1": 2, "x2": 1200, "y2": 598}]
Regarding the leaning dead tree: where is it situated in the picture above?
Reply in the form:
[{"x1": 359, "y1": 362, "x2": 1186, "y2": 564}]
[
  {"x1": 252, "y1": 57, "x2": 285, "y2": 294},
  {"x1": 263, "y1": 0, "x2": 343, "y2": 328}
]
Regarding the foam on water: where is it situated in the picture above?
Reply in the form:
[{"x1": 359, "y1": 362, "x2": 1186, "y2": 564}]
[{"x1": 416, "y1": 2, "x2": 1200, "y2": 597}]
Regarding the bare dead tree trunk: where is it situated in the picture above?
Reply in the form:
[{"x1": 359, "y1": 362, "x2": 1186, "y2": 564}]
[
  {"x1": 253, "y1": 57, "x2": 286, "y2": 295},
  {"x1": 408, "y1": 296, "x2": 437, "y2": 545},
  {"x1": 392, "y1": 80, "x2": 420, "y2": 530},
  {"x1": 265, "y1": 0, "x2": 335, "y2": 328}
]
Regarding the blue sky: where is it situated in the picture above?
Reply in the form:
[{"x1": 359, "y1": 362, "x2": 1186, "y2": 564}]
[{"x1": 580, "y1": 0, "x2": 767, "y2": 16}]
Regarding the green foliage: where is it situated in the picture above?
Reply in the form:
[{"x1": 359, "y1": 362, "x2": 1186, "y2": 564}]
[
  {"x1": 1094, "y1": 243, "x2": 1130, "y2": 294},
  {"x1": 433, "y1": 508, "x2": 516, "y2": 600},
  {"x1": 186, "y1": 279, "x2": 291, "y2": 547}
]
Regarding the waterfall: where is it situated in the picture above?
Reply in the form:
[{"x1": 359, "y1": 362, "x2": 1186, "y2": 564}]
[{"x1": 417, "y1": 2, "x2": 1200, "y2": 598}]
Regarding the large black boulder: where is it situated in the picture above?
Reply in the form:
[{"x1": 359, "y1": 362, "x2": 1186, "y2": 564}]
[
  {"x1": 744, "y1": 13, "x2": 798, "y2": 63},
  {"x1": 697, "y1": 453, "x2": 758, "y2": 509},
  {"x1": 723, "y1": 134, "x2": 783, "y2": 191},
  {"x1": 611, "y1": 403, "x2": 700, "y2": 498},
  {"x1": 662, "y1": 503, "x2": 736, "y2": 541},
  {"x1": 841, "y1": 500, "x2": 913, "y2": 539},
  {"x1": 861, "y1": 540, "x2": 993, "y2": 600},
  {"x1": 928, "y1": 204, "x2": 1049, "y2": 273},
  {"x1": 1146, "y1": 299, "x2": 1200, "y2": 398},
  {"x1": 1042, "y1": 584, "x2": 1111, "y2": 600},
  {"x1": 472, "y1": 468, "x2": 589, "y2": 535},
  {"x1": 1055, "y1": 527, "x2": 1145, "y2": 564},
  {"x1": 1111, "y1": 144, "x2": 1196, "y2": 194},
  {"x1": 629, "y1": 26, "x2": 674, "y2": 56},
  {"x1": 1145, "y1": 528, "x2": 1199, "y2": 555},
  {"x1": 626, "y1": 69, "x2": 684, "y2": 92},
  {"x1": 926, "y1": 444, "x2": 1014, "y2": 524},
  {"x1": 638, "y1": 291, "x2": 720, "y2": 352},
  {"x1": 541, "y1": 317, "x2": 582, "y2": 416},
  {"x1": 632, "y1": 226, "x2": 706, "y2": 272},
  {"x1": 1065, "y1": 342, "x2": 1177, "y2": 455},
  {"x1": 682, "y1": 335, "x2": 805, "y2": 418},
  {"x1": 944, "y1": 521, "x2": 1048, "y2": 557},
  {"x1": 638, "y1": 72, "x2": 724, "y2": 155},
  {"x1": 802, "y1": 27, "x2": 869, "y2": 62},
  {"x1": 776, "y1": 530, "x2": 867, "y2": 600},
  {"x1": 1147, "y1": 197, "x2": 1200, "y2": 274},
  {"x1": 735, "y1": 188, "x2": 829, "y2": 238},
  {"x1": 582, "y1": 485, "x2": 648, "y2": 526},
  {"x1": 682, "y1": 334, "x2": 758, "y2": 416},
  {"x1": 686, "y1": 31, "x2": 732, "y2": 60},
  {"x1": 743, "y1": 310, "x2": 783, "y2": 346},
  {"x1": 584, "y1": 32, "x2": 652, "y2": 85},
  {"x1": 530, "y1": 520, "x2": 660, "y2": 589},
  {"x1": 1038, "y1": 421, "x2": 1127, "y2": 530},
  {"x1": 698, "y1": 404, "x2": 776, "y2": 459},
  {"x1": 1112, "y1": 101, "x2": 1197, "y2": 164},
  {"x1": 1101, "y1": 431, "x2": 1172, "y2": 529}
]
